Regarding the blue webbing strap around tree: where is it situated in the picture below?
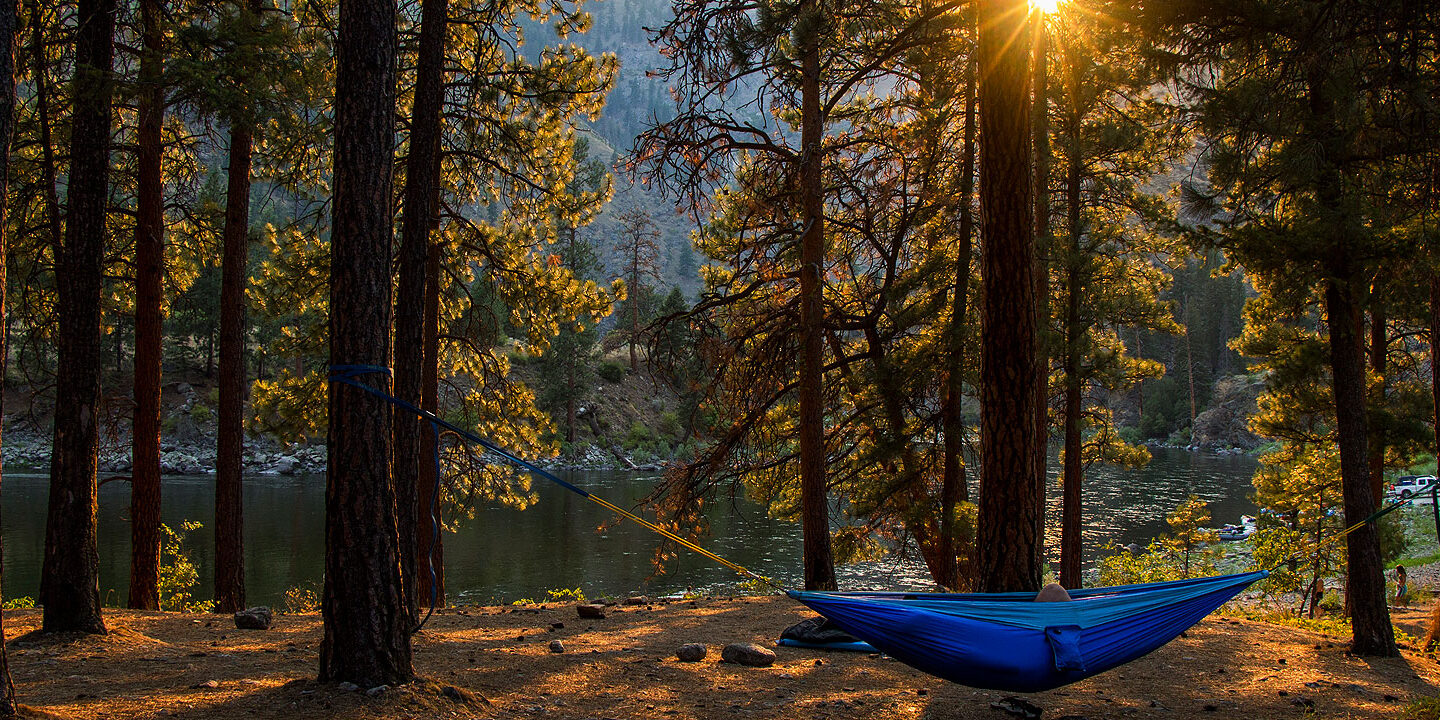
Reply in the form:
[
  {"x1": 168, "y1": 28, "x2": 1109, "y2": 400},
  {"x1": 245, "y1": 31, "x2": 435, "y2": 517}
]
[{"x1": 330, "y1": 364, "x2": 441, "y2": 631}]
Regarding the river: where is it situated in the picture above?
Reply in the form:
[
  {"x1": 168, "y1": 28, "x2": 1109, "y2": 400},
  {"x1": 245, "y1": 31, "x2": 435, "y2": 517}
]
[{"x1": 0, "y1": 446, "x2": 1257, "y2": 606}]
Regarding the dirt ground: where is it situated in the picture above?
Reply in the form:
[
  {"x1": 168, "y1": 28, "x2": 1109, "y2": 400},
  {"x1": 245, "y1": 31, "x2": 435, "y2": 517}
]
[{"x1": 2, "y1": 597, "x2": 1438, "y2": 719}]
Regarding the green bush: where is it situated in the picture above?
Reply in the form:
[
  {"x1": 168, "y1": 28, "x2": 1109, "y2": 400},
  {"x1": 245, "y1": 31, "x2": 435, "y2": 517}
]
[
  {"x1": 658, "y1": 411, "x2": 684, "y2": 439},
  {"x1": 2, "y1": 596, "x2": 35, "y2": 609},
  {"x1": 624, "y1": 421, "x2": 658, "y2": 450},
  {"x1": 598, "y1": 361, "x2": 626, "y2": 383},
  {"x1": 285, "y1": 584, "x2": 320, "y2": 613},
  {"x1": 160, "y1": 521, "x2": 214, "y2": 612}
]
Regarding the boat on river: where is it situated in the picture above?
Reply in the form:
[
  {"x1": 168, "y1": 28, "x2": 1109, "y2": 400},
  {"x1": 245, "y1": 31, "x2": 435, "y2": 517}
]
[{"x1": 1216, "y1": 515, "x2": 1257, "y2": 541}]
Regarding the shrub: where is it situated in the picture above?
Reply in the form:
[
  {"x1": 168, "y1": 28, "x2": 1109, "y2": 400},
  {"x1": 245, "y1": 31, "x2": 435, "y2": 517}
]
[
  {"x1": 285, "y1": 584, "x2": 320, "y2": 613},
  {"x1": 598, "y1": 361, "x2": 626, "y2": 383},
  {"x1": 159, "y1": 521, "x2": 214, "y2": 612},
  {"x1": 546, "y1": 587, "x2": 586, "y2": 604},
  {"x1": 2, "y1": 596, "x2": 35, "y2": 609},
  {"x1": 658, "y1": 411, "x2": 684, "y2": 438},
  {"x1": 624, "y1": 421, "x2": 658, "y2": 450}
]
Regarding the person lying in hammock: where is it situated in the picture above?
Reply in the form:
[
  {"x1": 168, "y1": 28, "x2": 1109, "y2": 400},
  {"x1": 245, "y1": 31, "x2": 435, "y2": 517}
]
[{"x1": 1035, "y1": 583, "x2": 1072, "y2": 601}]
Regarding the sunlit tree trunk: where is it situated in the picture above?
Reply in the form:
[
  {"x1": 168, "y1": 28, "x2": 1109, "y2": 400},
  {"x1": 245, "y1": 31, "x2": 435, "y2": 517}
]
[
  {"x1": 798, "y1": 0, "x2": 836, "y2": 591},
  {"x1": 129, "y1": 0, "x2": 164, "y2": 611},
  {"x1": 1030, "y1": 7, "x2": 1051, "y2": 575},
  {"x1": 320, "y1": 0, "x2": 412, "y2": 685},
  {"x1": 0, "y1": 0, "x2": 21, "y2": 710},
  {"x1": 975, "y1": 0, "x2": 1041, "y2": 593},
  {"x1": 1059, "y1": 117, "x2": 1083, "y2": 589},
  {"x1": 42, "y1": 0, "x2": 115, "y2": 635},
  {"x1": 394, "y1": 0, "x2": 448, "y2": 626}
]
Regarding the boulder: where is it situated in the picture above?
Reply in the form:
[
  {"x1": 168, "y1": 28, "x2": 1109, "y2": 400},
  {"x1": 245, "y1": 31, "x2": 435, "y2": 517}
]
[
  {"x1": 721, "y1": 643, "x2": 775, "y2": 667},
  {"x1": 234, "y1": 607, "x2": 274, "y2": 630},
  {"x1": 676, "y1": 643, "x2": 707, "y2": 662}
]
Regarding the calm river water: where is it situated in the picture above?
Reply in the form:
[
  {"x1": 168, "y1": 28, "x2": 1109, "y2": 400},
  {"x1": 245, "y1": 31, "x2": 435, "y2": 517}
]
[{"x1": 0, "y1": 447, "x2": 1257, "y2": 606}]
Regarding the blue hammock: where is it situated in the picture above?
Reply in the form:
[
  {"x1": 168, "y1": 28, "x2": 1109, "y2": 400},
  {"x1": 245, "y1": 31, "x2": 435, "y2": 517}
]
[{"x1": 788, "y1": 570, "x2": 1266, "y2": 693}]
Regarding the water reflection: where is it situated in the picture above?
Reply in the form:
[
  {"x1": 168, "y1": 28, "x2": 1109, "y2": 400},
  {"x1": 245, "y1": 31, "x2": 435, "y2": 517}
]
[{"x1": 0, "y1": 447, "x2": 1255, "y2": 605}]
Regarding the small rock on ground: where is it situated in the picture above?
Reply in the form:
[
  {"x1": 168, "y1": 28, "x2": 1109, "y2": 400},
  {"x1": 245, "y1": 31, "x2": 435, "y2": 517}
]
[
  {"x1": 676, "y1": 643, "x2": 706, "y2": 662},
  {"x1": 234, "y1": 607, "x2": 274, "y2": 630},
  {"x1": 721, "y1": 643, "x2": 775, "y2": 667},
  {"x1": 577, "y1": 604, "x2": 606, "y2": 619},
  {"x1": 549, "y1": 640, "x2": 565, "y2": 653}
]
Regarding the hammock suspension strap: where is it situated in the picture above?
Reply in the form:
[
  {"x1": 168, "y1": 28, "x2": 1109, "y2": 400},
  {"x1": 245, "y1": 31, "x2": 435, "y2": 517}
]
[{"x1": 328, "y1": 364, "x2": 784, "y2": 622}]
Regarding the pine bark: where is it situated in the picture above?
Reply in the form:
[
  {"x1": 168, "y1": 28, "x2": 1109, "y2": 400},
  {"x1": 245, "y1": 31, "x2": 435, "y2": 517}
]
[
  {"x1": 1030, "y1": 9, "x2": 1051, "y2": 570},
  {"x1": 41, "y1": 0, "x2": 114, "y2": 635},
  {"x1": 1307, "y1": 57, "x2": 1394, "y2": 656},
  {"x1": 394, "y1": 0, "x2": 447, "y2": 626},
  {"x1": 28, "y1": 4, "x2": 60, "y2": 258},
  {"x1": 976, "y1": 0, "x2": 1041, "y2": 593},
  {"x1": 128, "y1": 0, "x2": 164, "y2": 611},
  {"x1": 320, "y1": 0, "x2": 412, "y2": 685},
  {"x1": 417, "y1": 246, "x2": 445, "y2": 605},
  {"x1": 797, "y1": 0, "x2": 836, "y2": 592},
  {"x1": 1367, "y1": 303, "x2": 1385, "y2": 505},
  {"x1": 1058, "y1": 109, "x2": 1083, "y2": 589},
  {"x1": 215, "y1": 119, "x2": 253, "y2": 613},
  {"x1": 1327, "y1": 277, "x2": 1396, "y2": 656},
  {"x1": 0, "y1": 0, "x2": 21, "y2": 710}
]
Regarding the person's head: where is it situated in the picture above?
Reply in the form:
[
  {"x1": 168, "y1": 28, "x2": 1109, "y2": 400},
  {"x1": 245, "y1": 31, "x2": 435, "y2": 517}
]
[{"x1": 1397, "y1": 564, "x2": 1406, "y2": 573}]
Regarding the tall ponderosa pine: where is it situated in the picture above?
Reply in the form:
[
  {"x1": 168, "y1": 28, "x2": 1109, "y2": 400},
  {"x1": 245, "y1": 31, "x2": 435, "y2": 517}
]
[
  {"x1": 321, "y1": 0, "x2": 411, "y2": 685},
  {"x1": 637, "y1": 0, "x2": 965, "y2": 591},
  {"x1": 128, "y1": 0, "x2": 166, "y2": 611},
  {"x1": 1155, "y1": 0, "x2": 1407, "y2": 655},
  {"x1": 214, "y1": 0, "x2": 267, "y2": 615},
  {"x1": 1043, "y1": 2, "x2": 1179, "y2": 588},
  {"x1": 975, "y1": 0, "x2": 1042, "y2": 593},
  {"x1": 612, "y1": 206, "x2": 661, "y2": 371},
  {"x1": 0, "y1": 0, "x2": 21, "y2": 711},
  {"x1": 41, "y1": 0, "x2": 115, "y2": 635},
  {"x1": 393, "y1": 0, "x2": 448, "y2": 625}
]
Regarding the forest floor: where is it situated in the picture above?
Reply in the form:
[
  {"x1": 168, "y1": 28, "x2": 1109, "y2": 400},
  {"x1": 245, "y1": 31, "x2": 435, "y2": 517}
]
[{"x1": 2, "y1": 596, "x2": 1437, "y2": 720}]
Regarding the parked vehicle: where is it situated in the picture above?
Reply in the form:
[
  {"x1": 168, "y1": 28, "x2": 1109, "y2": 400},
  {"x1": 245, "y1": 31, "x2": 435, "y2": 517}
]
[{"x1": 1387, "y1": 475, "x2": 1436, "y2": 500}]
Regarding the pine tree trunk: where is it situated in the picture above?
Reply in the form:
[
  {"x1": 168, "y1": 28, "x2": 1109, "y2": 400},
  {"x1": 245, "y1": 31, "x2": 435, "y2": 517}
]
[
  {"x1": 1431, "y1": 274, "x2": 1440, "y2": 525},
  {"x1": 0, "y1": 0, "x2": 22, "y2": 710},
  {"x1": 1327, "y1": 275, "x2": 1396, "y2": 656},
  {"x1": 321, "y1": 0, "x2": 411, "y2": 684},
  {"x1": 797, "y1": 0, "x2": 836, "y2": 591},
  {"x1": 938, "y1": 45, "x2": 977, "y2": 590},
  {"x1": 1030, "y1": 9, "x2": 1051, "y2": 565},
  {"x1": 1058, "y1": 126, "x2": 1083, "y2": 590},
  {"x1": 42, "y1": 0, "x2": 114, "y2": 635},
  {"x1": 629, "y1": 252, "x2": 639, "y2": 371},
  {"x1": 417, "y1": 245, "x2": 445, "y2": 606},
  {"x1": 393, "y1": 0, "x2": 447, "y2": 626},
  {"x1": 29, "y1": 4, "x2": 60, "y2": 260},
  {"x1": 976, "y1": 0, "x2": 1041, "y2": 593},
  {"x1": 215, "y1": 119, "x2": 252, "y2": 614},
  {"x1": 128, "y1": 0, "x2": 164, "y2": 612},
  {"x1": 1367, "y1": 303, "x2": 1385, "y2": 505}
]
